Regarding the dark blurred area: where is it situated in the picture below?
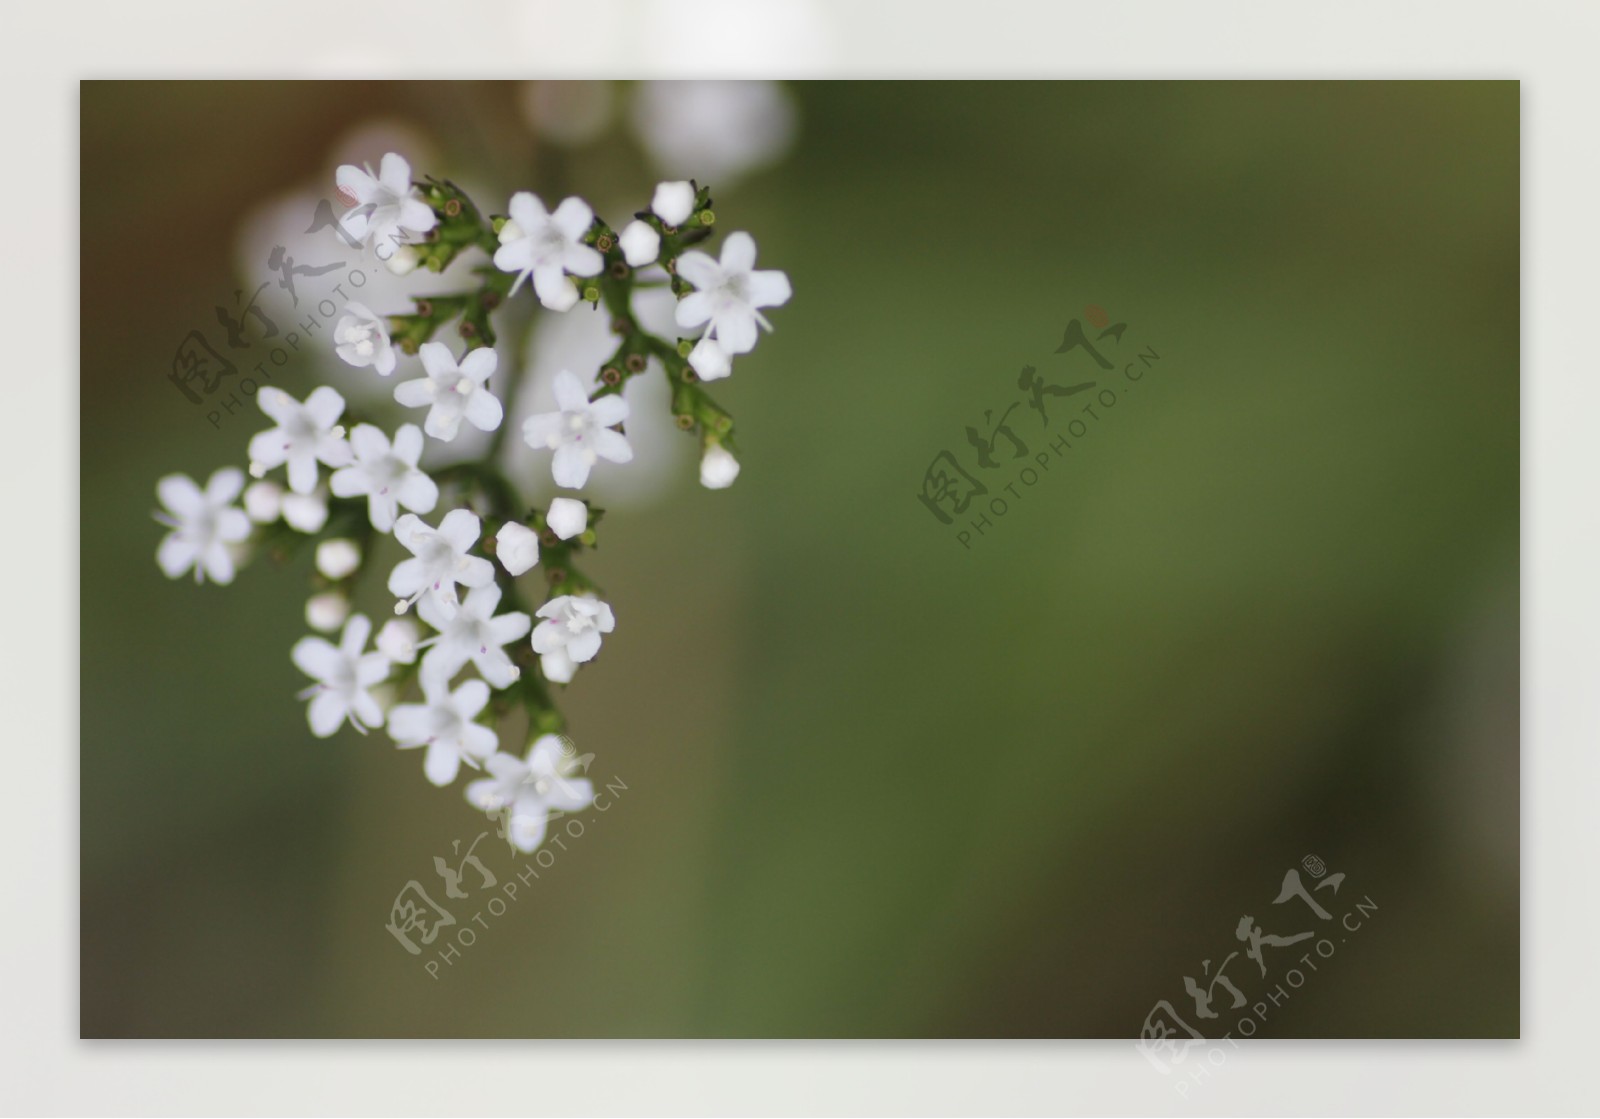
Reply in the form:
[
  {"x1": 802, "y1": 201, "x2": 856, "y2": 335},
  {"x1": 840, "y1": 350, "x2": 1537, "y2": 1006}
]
[{"x1": 80, "y1": 81, "x2": 1518, "y2": 1037}]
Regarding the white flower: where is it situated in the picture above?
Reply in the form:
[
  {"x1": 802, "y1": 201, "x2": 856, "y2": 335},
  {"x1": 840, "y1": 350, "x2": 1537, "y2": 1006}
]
[
  {"x1": 674, "y1": 232, "x2": 791, "y2": 355},
  {"x1": 247, "y1": 386, "x2": 353, "y2": 495},
  {"x1": 546, "y1": 497, "x2": 587, "y2": 540},
  {"x1": 394, "y1": 343, "x2": 504, "y2": 442},
  {"x1": 291, "y1": 613, "x2": 390, "y2": 737},
  {"x1": 618, "y1": 219, "x2": 661, "y2": 268},
  {"x1": 335, "y1": 152, "x2": 437, "y2": 251},
  {"x1": 700, "y1": 443, "x2": 741, "y2": 489},
  {"x1": 333, "y1": 302, "x2": 398, "y2": 376},
  {"x1": 315, "y1": 538, "x2": 361, "y2": 579},
  {"x1": 329, "y1": 423, "x2": 438, "y2": 532},
  {"x1": 532, "y1": 594, "x2": 615, "y2": 683},
  {"x1": 387, "y1": 677, "x2": 498, "y2": 786},
  {"x1": 377, "y1": 617, "x2": 420, "y2": 664},
  {"x1": 492, "y1": 192, "x2": 603, "y2": 310},
  {"x1": 154, "y1": 468, "x2": 251, "y2": 585},
  {"x1": 495, "y1": 521, "x2": 540, "y2": 577},
  {"x1": 688, "y1": 336, "x2": 731, "y2": 381},
  {"x1": 521, "y1": 370, "x2": 633, "y2": 489},
  {"x1": 243, "y1": 479, "x2": 282, "y2": 523},
  {"x1": 416, "y1": 584, "x2": 531, "y2": 690},
  {"x1": 466, "y1": 735, "x2": 595, "y2": 853},
  {"x1": 306, "y1": 591, "x2": 350, "y2": 632},
  {"x1": 282, "y1": 488, "x2": 329, "y2": 533},
  {"x1": 651, "y1": 180, "x2": 697, "y2": 227},
  {"x1": 388, "y1": 509, "x2": 496, "y2": 616}
]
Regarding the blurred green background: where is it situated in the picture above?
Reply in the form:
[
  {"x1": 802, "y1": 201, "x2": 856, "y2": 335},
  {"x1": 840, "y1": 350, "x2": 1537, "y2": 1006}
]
[{"x1": 80, "y1": 81, "x2": 1518, "y2": 1038}]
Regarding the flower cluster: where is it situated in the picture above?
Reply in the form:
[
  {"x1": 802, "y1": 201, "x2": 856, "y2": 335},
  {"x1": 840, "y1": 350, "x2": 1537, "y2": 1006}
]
[{"x1": 153, "y1": 153, "x2": 789, "y2": 850}]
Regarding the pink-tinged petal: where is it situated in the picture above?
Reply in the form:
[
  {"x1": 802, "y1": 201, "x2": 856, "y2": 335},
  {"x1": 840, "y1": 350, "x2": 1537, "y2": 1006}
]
[
  {"x1": 551, "y1": 370, "x2": 589, "y2": 413},
  {"x1": 587, "y1": 394, "x2": 629, "y2": 428},
  {"x1": 593, "y1": 602, "x2": 616, "y2": 632},
  {"x1": 392, "y1": 424, "x2": 424, "y2": 464},
  {"x1": 397, "y1": 472, "x2": 438, "y2": 514},
  {"x1": 551, "y1": 196, "x2": 595, "y2": 240},
  {"x1": 551, "y1": 444, "x2": 593, "y2": 489},
  {"x1": 458, "y1": 346, "x2": 498, "y2": 383},
  {"x1": 366, "y1": 494, "x2": 398, "y2": 533},
  {"x1": 714, "y1": 308, "x2": 759, "y2": 355},
  {"x1": 205, "y1": 467, "x2": 246, "y2": 505},
  {"x1": 374, "y1": 347, "x2": 397, "y2": 376},
  {"x1": 304, "y1": 386, "x2": 346, "y2": 430},
  {"x1": 156, "y1": 474, "x2": 204, "y2": 518},
  {"x1": 349, "y1": 423, "x2": 388, "y2": 462},
  {"x1": 592, "y1": 427, "x2": 633, "y2": 465},
  {"x1": 292, "y1": 636, "x2": 341, "y2": 680},
  {"x1": 566, "y1": 627, "x2": 603, "y2": 663},
  {"x1": 392, "y1": 514, "x2": 426, "y2": 550},
  {"x1": 720, "y1": 231, "x2": 757, "y2": 273},
  {"x1": 507, "y1": 191, "x2": 546, "y2": 233},
  {"x1": 418, "y1": 341, "x2": 456, "y2": 379},
  {"x1": 424, "y1": 743, "x2": 462, "y2": 786},
  {"x1": 394, "y1": 377, "x2": 436, "y2": 409},
  {"x1": 415, "y1": 590, "x2": 452, "y2": 632},
  {"x1": 378, "y1": 152, "x2": 413, "y2": 196},
  {"x1": 674, "y1": 292, "x2": 713, "y2": 330},
  {"x1": 673, "y1": 250, "x2": 720, "y2": 290},
  {"x1": 464, "y1": 389, "x2": 503, "y2": 433},
  {"x1": 156, "y1": 534, "x2": 197, "y2": 578},
  {"x1": 438, "y1": 509, "x2": 481, "y2": 552},
  {"x1": 316, "y1": 433, "x2": 354, "y2": 469},
  {"x1": 308, "y1": 690, "x2": 346, "y2": 738},
  {"x1": 747, "y1": 269, "x2": 792, "y2": 309},
  {"x1": 387, "y1": 557, "x2": 427, "y2": 598}
]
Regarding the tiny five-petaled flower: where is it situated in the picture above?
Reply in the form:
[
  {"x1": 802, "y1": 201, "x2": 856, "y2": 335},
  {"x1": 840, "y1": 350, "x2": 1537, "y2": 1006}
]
[
  {"x1": 329, "y1": 423, "x2": 438, "y2": 532},
  {"x1": 531, "y1": 594, "x2": 616, "y2": 683},
  {"x1": 393, "y1": 342, "x2": 504, "y2": 443},
  {"x1": 466, "y1": 735, "x2": 596, "y2": 853},
  {"x1": 521, "y1": 370, "x2": 633, "y2": 489},
  {"x1": 335, "y1": 152, "x2": 437, "y2": 252},
  {"x1": 387, "y1": 677, "x2": 498, "y2": 786},
  {"x1": 247, "y1": 386, "x2": 353, "y2": 495},
  {"x1": 291, "y1": 614, "x2": 390, "y2": 737},
  {"x1": 153, "y1": 468, "x2": 251, "y2": 585},
  {"x1": 388, "y1": 509, "x2": 496, "y2": 617},
  {"x1": 492, "y1": 192, "x2": 603, "y2": 311},
  {"x1": 674, "y1": 231, "x2": 791, "y2": 357}
]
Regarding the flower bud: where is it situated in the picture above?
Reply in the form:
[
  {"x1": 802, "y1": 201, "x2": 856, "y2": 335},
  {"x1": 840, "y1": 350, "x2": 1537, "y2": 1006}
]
[
  {"x1": 546, "y1": 497, "x2": 588, "y2": 541},
  {"x1": 651, "y1": 180, "x2": 696, "y2": 227},
  {"x1": 306, "y1": 592, "x2": 349, "y2": 633},
  {"x1": 700, "y1": 442, "x2": 740, "y2": 489},
  {"x1": 618, "y1": 219, "x2": 661, "y2": 268},
  {"x1": 376, "y1": 617, "x2": 419, "y2": 664},
  {"x1": 689, "y1": 337, "x2": 731, "y2": 381},
  {"x1": 315, "y1": 538, "x2": 361, "y2": 580},
  {"x1": 496, "y1": 520, "x2": 541, "y2": 576},
  {"x1": 384, "y1": 244, "x2": 421, "y2": 275},
  {"x1": 243, "y1": 480, "x2": 283, "y2": 523}
]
